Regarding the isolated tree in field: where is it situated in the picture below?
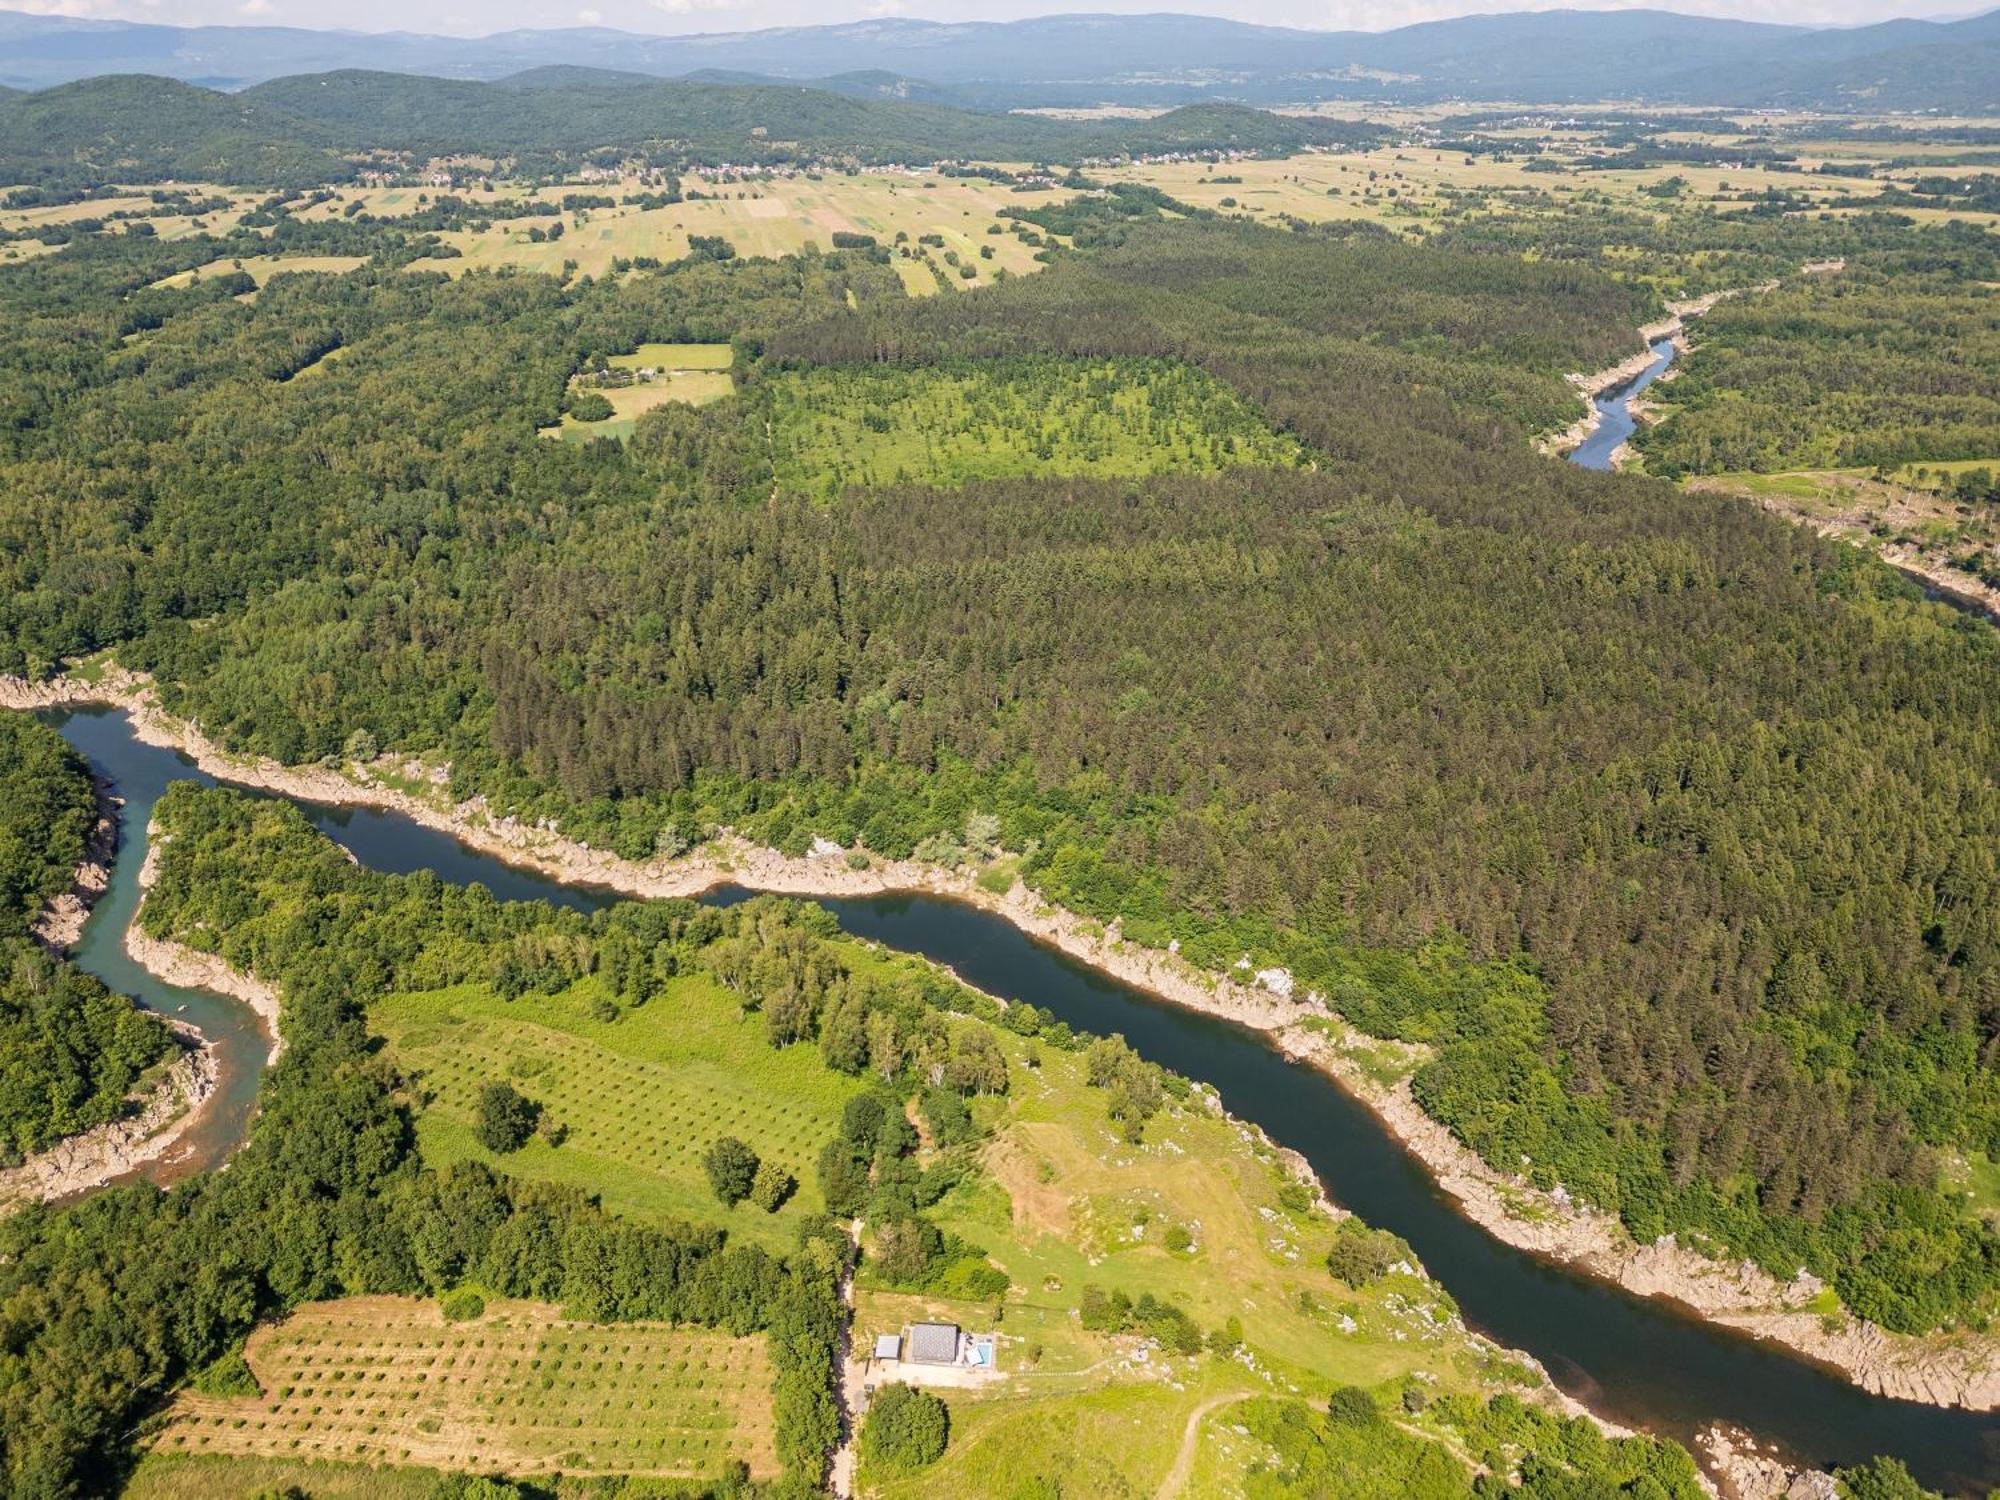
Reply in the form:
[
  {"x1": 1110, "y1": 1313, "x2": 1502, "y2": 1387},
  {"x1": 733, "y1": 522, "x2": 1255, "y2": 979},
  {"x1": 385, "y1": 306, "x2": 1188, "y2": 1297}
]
[
  {"x1": 860, "y1": 1383, "x2": 948, "y2": 1473},
  {"x1": 751, "y1": 1159, "x2": 796, "y2": 1213},
  {"x1": 704, "y1": 1136, "x2": 760, "y2": 1206},
  {"x1": 474, "y1": 1082, "x2": 539, "y2": 1153}
]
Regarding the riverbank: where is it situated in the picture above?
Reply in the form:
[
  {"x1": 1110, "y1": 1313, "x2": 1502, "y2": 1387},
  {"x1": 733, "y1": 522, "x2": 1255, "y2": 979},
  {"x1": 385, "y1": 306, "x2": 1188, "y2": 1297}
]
[
  {"x1": 0, "y1": 1023, "x2": 219, "y2": 1208},
  {"x1": 1, "y1": 752, "x2": 223, "y2": 1207},
  {"x1": 3, "y1": 668, "x2": 1995, "y2": 1414},
  {"x1": 1699, "y1": 478, "x2": 2000, "y2": 628},
  {"x1": 127, "y1": 821, "x2": 285, "y2": 1066},
  {"x1": 1542, "y1": 284, "x2": 1774, "y2": 463}
]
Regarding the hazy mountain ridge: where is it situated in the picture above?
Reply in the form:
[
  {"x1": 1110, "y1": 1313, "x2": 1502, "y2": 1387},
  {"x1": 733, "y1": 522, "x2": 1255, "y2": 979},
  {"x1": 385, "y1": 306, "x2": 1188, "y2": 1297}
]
[
  {"x1": 1, "y1": 6, "x2": 1994, "y2": 111},
  {"x1": 0, "y1": 68, "x2": 1371, "y2": 187}
]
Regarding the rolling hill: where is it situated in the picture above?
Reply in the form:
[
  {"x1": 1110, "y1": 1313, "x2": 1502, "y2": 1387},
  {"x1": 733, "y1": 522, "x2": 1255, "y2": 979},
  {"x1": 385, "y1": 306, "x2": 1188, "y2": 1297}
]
[
  {"x1": 0, "y1": 6, "x2": 1994, "y2": 112},
  {"x1": 0, "y1": 69, "x2": 1372, "y2": 188}
]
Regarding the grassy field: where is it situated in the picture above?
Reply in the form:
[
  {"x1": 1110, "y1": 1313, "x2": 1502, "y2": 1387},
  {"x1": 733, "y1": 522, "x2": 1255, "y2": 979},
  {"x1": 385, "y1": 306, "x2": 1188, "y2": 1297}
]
[
  {"x1": 124, "y1": 1453, "x2": 440, "y2": 1500},
  {"x1": 852, "y1": 1025, "x2": 1541, "y2": 1498},
  {"x1": 544, "y1": 341, "x2": 738, "y2": 441},
  {"x1": 612, "y1": 342, "x2": 735, "y2": 371},
  {"x1": 543, "y1": 372, "x2": 737, "y2": 442},
  {"x1": 394, "y1": 171, "x2": 1069, "y2": 285},
  {"x1": 768, "y1": 358, "x2": 1306, "y2": 500},
  {"x1": 149, "y1": 253, "x2": 369, "y2": 290},
  {"x1": 1104, "y1": 143, "x2": 2000, "y2": 237},
  {"x1": 372, "y1": 974, "x2": 861, "y2": 1248},
  {"x1": 150, "y1": 1296, "x2": 777, "y2": 1481}
]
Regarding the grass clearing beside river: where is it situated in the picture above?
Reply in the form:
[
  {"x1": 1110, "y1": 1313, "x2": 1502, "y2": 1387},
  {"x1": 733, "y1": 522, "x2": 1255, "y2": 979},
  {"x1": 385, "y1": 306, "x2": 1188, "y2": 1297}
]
[
  {"x1": 852, "y1": 1025, "x2": 1540, "y2": 1497},
  {"x1": 373, "y1": 975, "x2": 859, "y2": 1249}
]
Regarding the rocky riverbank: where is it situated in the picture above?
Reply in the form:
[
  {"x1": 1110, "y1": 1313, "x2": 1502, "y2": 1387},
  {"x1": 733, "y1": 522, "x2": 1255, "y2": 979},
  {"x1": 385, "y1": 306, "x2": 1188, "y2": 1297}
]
[
  {"x1": 4, "y1": 667, "x2": 1995, "y2": 1413},
  {"x1": 129, "y1": 821, "x2": 285, "y2": 1065},
  {"x1": 0, "y1": 742, "x2": 222, "y2": 1207},
  {"x1": 1542, "y1": 284, "x2": 1775, "y2": 463},
  {"x1": 31, "y1": 770, "x2": 117, "y2": 956},
  {"x1": 1698, "y1": 1426, "x2": 1839, "y2": 1500},
  {"x1": 0, "y1": 1024, "x2": 219, "y2": 1208}
]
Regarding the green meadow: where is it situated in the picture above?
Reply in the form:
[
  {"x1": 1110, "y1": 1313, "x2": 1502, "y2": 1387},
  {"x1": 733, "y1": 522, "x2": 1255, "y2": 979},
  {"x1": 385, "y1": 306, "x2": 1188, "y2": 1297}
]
[{"x1": 372, "y1": 974, "x2": 862, "y2": 1250}]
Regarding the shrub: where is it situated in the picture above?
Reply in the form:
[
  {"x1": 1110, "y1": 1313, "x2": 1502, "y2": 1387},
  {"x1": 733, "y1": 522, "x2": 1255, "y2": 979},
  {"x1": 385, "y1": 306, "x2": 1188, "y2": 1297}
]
[
  {"x1": 860, "y1": 1384, "x2": 948, "y2": 1473},
  {"x1": 704, "y1": 1136, "x2": 760, "y2": 1206},
  {"x1": 441, "y1": 1287, "x2": 486, "y2": 1322},
  {"x1": 474, "y1": 1082, "x2": 539, "y2": 1153},
  {"x1": 567, "y1": 390, "x2": 614, "y2": 423},
  {"x1": 1326, "y1": 1219, "x2": 1405, "y2": 1288},
  {"x1": 192, "y1": 1349, "x2": 260, "y2": 1398},
  {"x1": 1327, "y1": 1385, "x2": 1378, "y2": 1427},
  {"x1": 751, "y1": 1160, "x2": 796, "y2": 1213}
]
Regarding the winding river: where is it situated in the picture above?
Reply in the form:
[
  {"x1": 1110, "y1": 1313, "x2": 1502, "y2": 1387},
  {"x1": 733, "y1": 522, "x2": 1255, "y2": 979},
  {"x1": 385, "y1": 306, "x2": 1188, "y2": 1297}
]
[
  {"x1": 37, "y1": 704, "x2": 2000, "y2": 1495},
  {"x1": 1568, "y1": 336, "x2": 1677, "y2": 471}
]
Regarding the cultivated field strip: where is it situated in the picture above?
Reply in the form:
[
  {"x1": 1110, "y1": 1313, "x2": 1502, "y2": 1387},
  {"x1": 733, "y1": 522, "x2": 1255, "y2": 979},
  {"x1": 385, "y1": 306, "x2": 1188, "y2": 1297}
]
[{"x1": 156, "y1": 1297, "x2": 779, "y2": 1479}]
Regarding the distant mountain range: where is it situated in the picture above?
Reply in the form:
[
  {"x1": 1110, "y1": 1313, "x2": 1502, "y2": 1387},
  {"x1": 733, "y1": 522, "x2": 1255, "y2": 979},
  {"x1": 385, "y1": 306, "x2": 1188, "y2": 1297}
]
[
  {"x1": 0, "y1": 68, "x2": 1375, "y2": 188},
  {"x1": 2, "y1": 7, "x2": 1996, "y2": 112}
]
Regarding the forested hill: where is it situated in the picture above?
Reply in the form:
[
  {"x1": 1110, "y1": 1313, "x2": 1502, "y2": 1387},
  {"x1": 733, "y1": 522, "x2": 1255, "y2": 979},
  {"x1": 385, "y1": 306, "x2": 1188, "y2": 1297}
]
[
  {"x1": 0, "y1": 208, "x2": 1994, "y2": 1336},
  {"x1": 0, "y1": 70, "x2": 1368, "y2": 187},
  {"x1": 1, "y1": 4, "x2": 1996, "y2": 110}
]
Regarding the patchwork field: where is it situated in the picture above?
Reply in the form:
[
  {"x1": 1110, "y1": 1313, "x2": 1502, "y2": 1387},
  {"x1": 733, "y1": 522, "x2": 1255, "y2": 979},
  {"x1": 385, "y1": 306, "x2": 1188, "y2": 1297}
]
[
  {"x1": 372, "y1": 975, "x2": 861, "y2": 1248},
  {"x1": 1103, "y1": 145, "x2": 2000, "y2": 236},
  {"x1": 768, "y1": 357, "x2": 1307, "y2": 500},
  {"x1": 151, "y1": 1296, "x2": 778, "y2": 1481},
  {"x1": 393, "y1": 170, "x2": 1070, "y2": 285}
]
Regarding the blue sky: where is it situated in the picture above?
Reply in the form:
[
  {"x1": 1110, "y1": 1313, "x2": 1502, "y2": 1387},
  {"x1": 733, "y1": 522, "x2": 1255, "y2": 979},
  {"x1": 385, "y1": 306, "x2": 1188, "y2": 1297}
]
[{"x1": 6, "y1": 0, "x2": 1971, "y2": 35}]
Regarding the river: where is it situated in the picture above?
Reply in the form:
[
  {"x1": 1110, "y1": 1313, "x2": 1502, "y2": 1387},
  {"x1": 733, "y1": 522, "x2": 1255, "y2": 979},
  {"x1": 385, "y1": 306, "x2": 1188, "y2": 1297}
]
[
  {"x1": 1567, "y1": 336, "x2": 1676, "y2": 471},
  {"x1": 37, "y1": 705, "x2": 2000, "y2": 1495}
]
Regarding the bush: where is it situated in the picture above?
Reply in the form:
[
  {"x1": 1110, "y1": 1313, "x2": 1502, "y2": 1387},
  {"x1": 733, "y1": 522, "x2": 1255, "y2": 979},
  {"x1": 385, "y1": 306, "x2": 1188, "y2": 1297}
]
[
  {"x1": 191, "y1": 1349, "x2": 260, "y2": 1398},
  {"x1": 1326, "y1": 1219, "x2": 1404, "y2": 1288},
  {"x1": 567, "y1": 390, "x2": 614, "y2": 423},
  {"x1": 704, "y1": 1136, "x2": 760, "y2": 1206},
  {"x1": 1327, "y1": 1385, "x2": 1378, "y2": 1426},
  {"x1": 860, "y1": 1384, "x2": 949, "y2": 1473},
  {"x1": 474, "y1": 1082, "x2": 539, "y2": 1153},
  {"x1": 751, "y1": 1160, "x2": 796, "y2": 1213},
  {"x1": 440, "y1": 1287, "x2": 486, "y2": 1322}
]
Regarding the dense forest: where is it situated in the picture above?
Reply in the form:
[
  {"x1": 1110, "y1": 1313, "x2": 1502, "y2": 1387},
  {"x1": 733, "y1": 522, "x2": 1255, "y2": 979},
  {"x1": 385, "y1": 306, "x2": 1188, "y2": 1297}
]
[
  {"x1": 0, "y1": 716, "x2": 170, "y2": 1162},
  {"x1": 1633, "y1": 247, "x2": 2000, "y2": 475},
  {"x1": 0, "y1": 201, "x2": 1996, "y2": 1346}
]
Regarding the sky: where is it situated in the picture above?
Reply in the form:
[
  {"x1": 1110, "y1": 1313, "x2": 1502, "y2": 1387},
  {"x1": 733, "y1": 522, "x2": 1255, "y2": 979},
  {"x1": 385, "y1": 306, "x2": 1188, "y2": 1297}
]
[{"x1": 5, "y1": 0, "x2": 1973, "y2": 35}]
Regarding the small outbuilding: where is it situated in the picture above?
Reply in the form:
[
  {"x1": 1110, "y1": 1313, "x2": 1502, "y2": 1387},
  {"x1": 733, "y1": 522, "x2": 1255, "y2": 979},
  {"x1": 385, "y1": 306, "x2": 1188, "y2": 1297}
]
[{"x1": 871, "y1": 1333, "x2": 903, "y2": 1362}]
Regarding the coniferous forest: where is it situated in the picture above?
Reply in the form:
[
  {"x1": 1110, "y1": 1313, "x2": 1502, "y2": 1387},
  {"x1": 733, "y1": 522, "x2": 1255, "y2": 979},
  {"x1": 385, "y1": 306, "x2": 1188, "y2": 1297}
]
[{"x1": 0, "y1": 125, "x2": 1997, "y2": 1500}]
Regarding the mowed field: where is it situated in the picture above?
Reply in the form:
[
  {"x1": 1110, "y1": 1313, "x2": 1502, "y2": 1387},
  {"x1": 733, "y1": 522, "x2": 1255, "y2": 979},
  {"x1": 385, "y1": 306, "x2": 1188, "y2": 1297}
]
[
  {"x1": 381, "y1": 171, "x2": 1068, "y2": 285},
  {"x1": 853, "y1": 1024, "x2": 1533, "y2": 1499},
  {"x1": 151, "y1": 1296, "x2": 778, "y2": 1481},
  {"x1": 372, "y1": 972, "x2": 861, "y2": 1249}
]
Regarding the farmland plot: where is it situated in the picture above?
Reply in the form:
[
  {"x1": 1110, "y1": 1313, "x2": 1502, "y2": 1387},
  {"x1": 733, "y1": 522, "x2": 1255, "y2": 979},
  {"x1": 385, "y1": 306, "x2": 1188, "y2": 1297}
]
[{"x1": 153, "y1": 1296, "x2": 779, "y2": 1480}]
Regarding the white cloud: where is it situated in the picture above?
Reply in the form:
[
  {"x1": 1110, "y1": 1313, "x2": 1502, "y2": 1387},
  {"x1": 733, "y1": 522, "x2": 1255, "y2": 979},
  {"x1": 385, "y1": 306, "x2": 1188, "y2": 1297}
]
[
  {"x1": 239, "y1": 0, "x2": 275, "y2": 13},
  {"x1": 576, "y1": 5, "x2": 602, "y2": 18},
  {"x1": 651, "y1": 0, "x2": 753, "y2": 14}
]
